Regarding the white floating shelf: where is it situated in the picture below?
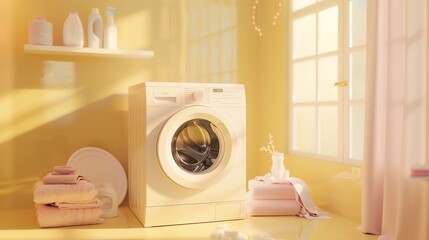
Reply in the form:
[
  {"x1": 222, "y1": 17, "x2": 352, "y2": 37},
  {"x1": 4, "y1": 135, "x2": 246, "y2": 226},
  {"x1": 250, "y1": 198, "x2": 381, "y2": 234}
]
[{"x1": 24, "y1": 44, "x2": 154, "y2": 59}]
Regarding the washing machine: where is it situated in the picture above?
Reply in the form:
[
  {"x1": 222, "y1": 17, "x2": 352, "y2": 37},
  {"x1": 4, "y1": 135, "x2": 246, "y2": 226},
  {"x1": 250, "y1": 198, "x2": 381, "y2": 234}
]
[{"x1": 128, "y1": 82, "x2": 246, "y2": 227}]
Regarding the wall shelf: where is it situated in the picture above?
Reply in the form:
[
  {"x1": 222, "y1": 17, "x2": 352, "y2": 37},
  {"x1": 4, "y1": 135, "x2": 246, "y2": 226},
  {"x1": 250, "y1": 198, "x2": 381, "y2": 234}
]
[{"x1": 24, "y1": 44, "x2": 154, "y2": 59}]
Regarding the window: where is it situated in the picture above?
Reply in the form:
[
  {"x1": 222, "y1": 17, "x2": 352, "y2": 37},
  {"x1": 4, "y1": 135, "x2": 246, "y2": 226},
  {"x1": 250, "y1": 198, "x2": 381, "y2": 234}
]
[
  {"x1": 289, "y1": 0, "x2": 367, "y2": 164},
  {"x1": 186, "y1": 0, "x2": 238, "y2": 83}
]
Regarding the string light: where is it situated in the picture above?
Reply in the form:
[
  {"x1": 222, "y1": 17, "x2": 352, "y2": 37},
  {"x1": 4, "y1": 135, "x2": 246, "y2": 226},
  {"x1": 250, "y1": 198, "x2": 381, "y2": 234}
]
[
  {"x1": 252, "y1": 0, "x2": 262, "y2": 36},
  {"x1": 252, "y1": 0, "x2": 283, "y2": 36},
  {"x1": 272, "y1": 0, "x2": 283, "y2": 26}
]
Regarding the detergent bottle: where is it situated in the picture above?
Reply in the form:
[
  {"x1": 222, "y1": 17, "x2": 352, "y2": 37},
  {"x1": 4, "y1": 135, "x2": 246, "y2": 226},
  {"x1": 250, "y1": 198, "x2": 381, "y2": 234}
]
[
  {"x1": 63, "y1": 11, "x2": 84, "y2": 47},
  {"x1": 87, "y1": 8, "x2": 103, "y2": 48}
]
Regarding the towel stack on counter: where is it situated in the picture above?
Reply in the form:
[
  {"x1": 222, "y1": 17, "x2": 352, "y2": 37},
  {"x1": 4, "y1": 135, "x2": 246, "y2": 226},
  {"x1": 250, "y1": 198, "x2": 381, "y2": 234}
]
[
  {"x1": 247, "y1": 179, "x2": 301, "y2": 216},
  {"x1": 411, "y1": 165, "x2": 429, "y2": 177},
  {"x1": 33, "y1": 166, "x2": 104, "y2": 228}
]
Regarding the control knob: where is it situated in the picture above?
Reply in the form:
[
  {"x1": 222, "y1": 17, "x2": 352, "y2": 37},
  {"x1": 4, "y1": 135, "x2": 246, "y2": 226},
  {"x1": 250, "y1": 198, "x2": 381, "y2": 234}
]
[{"x1": 192, "y1": 89, "x2": 204, "y2": 101}]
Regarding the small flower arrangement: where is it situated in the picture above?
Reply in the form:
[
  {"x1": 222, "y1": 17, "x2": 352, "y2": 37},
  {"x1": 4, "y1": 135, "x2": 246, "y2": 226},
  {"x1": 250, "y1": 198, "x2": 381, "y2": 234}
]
[{"x1": 260, "y1": 133, "x2": 277, "y2": 154}]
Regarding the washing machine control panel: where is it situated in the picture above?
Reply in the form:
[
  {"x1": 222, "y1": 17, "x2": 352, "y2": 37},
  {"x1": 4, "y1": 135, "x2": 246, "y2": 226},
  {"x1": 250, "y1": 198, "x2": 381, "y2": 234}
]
[
  {"x1": 183, "y1": 87, "x2": 244, "y2": 106},
  {"x1": 146, "y1": 85, "x2": 244, "y2": 107}
]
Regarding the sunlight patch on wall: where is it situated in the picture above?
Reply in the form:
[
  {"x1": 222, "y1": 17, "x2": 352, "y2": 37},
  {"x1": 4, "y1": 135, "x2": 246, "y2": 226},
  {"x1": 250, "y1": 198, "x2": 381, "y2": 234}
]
[
  {"x1": 0, "y1": 88, "x2": 84, "y2": 145},
  {"x1": 185, "y1": 0, "x2": 238, "y2": 83}
]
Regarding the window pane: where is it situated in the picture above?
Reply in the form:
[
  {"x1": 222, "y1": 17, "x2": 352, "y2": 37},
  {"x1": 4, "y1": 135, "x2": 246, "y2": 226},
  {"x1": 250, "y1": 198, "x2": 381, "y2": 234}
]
[
  {"x1": 292, "y1": 106, "x2": 316, "y2": 153},
  {"x1": 349, "y1": 0, "x2": 367, "y2": 47},
  {"x1": 318, "y1": 6, "x2": 338, "y2": 54},
  {"x1": 293, "y1": 14, "x2": 316, "y2": 59},
  {"x1": 318, "y1": 106, "x2": 338, "y2": 157},
  {"x1": 349, "y1": 104, "x2": 364, "y2": 160},
  {"x1": 349, "y1": 50, "x2": 366, "y2": 100},
  {"x1": 318, "y1": 56, "x2": 338, "y2": 101},
  {"x1": 293, "y1": 60, "x2": 316, "y2": 102},
  {"x1": 292, "y1": 0, "x2": 316, "y2": 11}
]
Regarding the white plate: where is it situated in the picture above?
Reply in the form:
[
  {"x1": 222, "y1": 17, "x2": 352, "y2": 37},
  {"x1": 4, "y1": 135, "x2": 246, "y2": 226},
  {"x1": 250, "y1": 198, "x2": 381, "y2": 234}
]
[{"x1": 67, "y1": 147, "x2": 127, "y2": 206}]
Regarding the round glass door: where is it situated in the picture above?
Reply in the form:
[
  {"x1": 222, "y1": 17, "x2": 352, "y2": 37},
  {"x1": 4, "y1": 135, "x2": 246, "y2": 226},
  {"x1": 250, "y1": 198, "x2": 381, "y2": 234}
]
[
  {"x1": 171, "y1": 119, "x2": 220, "y2": 174},
  {"x1": 157, "y1": 106, "x2": 234, "y2": 189}
]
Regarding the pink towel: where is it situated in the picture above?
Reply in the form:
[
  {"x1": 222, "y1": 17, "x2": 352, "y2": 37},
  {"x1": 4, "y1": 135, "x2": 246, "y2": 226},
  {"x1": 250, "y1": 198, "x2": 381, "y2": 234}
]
[
  {"x1": 33, "y1": 180, "x2": 98, "y2": 204},
  {"x1": 42, "y1": 173, "x2": 86, "y2": 184},
  {"x1": 247, "y1": 193, "x2": 301, "y2": 216},
  {"x1": 248, "y1": 179, "x2": 296, "y2": 200},
  {"x1": 53, "y1": 166, "x2": 76, "y2": 175},
  {"x1": 411, "y1": 165, "x2": 429, "y2": 177},
  {"x1": 51, "y1": 198, "x2": 102, "y2": 210},
  {"x1": 255, "y1": 174, "x2": 330, "y2": 219},
  {"x1": 35, "y1": 204, "x2": 104, "y2": 228}
]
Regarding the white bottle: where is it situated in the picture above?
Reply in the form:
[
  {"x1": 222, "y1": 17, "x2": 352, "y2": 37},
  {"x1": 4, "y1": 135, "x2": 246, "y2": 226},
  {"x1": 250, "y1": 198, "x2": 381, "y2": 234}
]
[
  {"x1": 28, "y1": 16, "x2": 53, "y2": 46},
  {"x1": 87, "y1": 8, "x2": 103, "y2": 48},
  {"x1": 97, "y1": 183, "x2": 118, "y2": 218},
  {"x1": 63, "y1": 11, "x2": 84, "y2": 47},
  {"x1": 104, "y1": 7, "x2": 117, "y2": 49}
]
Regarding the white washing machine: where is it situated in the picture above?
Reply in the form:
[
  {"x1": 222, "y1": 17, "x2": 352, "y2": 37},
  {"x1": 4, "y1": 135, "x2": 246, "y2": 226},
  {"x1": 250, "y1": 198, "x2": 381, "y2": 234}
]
[{"x1": 128, "y1": 82, "x2": 246, "y2": 227}]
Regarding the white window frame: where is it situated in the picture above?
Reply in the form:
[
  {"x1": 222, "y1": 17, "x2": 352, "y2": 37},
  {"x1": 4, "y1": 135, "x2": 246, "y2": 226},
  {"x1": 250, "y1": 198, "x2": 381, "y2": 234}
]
[{"x1": 288, "y1": 0, "x2": 366, "y2": 165}]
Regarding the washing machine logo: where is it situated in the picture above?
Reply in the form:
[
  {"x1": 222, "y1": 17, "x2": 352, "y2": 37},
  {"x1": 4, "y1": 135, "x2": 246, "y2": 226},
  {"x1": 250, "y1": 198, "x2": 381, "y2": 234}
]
[{"x1": 171, "y1": 119, "x2": 221, "y2": 174}]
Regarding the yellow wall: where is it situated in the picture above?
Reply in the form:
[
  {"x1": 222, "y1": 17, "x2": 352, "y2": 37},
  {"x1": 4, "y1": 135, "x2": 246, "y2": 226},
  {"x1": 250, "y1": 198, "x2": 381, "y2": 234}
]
[
  {"x1": 0, "y1": 0, "x2": 259, "y2": 211},
  {"x1": 0, "y1": 0, "x2": 361, "y2": 223}
]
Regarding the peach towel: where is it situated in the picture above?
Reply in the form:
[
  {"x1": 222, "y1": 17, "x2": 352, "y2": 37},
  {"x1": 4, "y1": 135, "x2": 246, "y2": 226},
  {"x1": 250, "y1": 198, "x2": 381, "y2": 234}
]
[
  {"x1": 248, "y1": 179, "x2": 296, "y2": 200},
  {"x1": 33, "y1": 180, "x2": 98, "y2": 204},
  {"x1": 36, "y1": 204, "x2": 104, "y2": 228},
  {"x1": 247, "y1": 193, "x2": 301, "y2": 216}
]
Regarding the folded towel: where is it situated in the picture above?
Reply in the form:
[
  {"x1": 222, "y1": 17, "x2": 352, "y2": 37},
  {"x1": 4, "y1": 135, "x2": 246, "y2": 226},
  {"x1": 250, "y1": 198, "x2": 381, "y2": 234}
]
[
  {"x1": 248, "y1": 179, "x2": 296, "y2": 200},
  {"x1": 411, "y1": 165, "x2": 429, "y2": 177},
  {"x1": 35, "y1": 204, "x2": 104, "y2": 228},
  {"x1": 50, "y1": 198, "x2": 102, "y2": 210},
  {"x1": 33, "y1": 180, "x2": 98, "y2": 204},
  {"x1": 255, "y1": 174, "x2": 330, "y2": 219},
  {"x1": 246, "y1": 192, "x2": 301, "y2": 216},
  {"x1": 53, "y1": 166, "x2": 77, "y2": 175},
  {"x1": 42, "y1": 173, "x2": 86, "y2": 184}
]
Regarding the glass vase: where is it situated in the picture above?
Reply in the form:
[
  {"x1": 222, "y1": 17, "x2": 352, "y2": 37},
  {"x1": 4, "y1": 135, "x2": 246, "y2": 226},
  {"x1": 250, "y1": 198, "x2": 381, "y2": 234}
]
[{"x1": 271, "y1": 152, "x2": 289, "y2": 179}]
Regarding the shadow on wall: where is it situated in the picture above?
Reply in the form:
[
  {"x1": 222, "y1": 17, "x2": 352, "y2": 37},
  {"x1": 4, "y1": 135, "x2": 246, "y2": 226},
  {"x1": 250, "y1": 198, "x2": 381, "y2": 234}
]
[{"x1": 0, "y1": 94, "x2": 129, "y2": 211}]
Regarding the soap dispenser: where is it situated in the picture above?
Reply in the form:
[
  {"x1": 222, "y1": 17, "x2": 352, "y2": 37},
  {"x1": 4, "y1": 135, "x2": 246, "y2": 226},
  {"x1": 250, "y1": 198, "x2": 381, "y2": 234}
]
[
  {"x1": 103, "y1": 7, "x2": 117, "y2": 49},
  {"x1": 87, "y1": 8, "x2": 103, "y2": 48},
  {"x1": 97, "y1": 183, "x2": 118, "y2": 218}
]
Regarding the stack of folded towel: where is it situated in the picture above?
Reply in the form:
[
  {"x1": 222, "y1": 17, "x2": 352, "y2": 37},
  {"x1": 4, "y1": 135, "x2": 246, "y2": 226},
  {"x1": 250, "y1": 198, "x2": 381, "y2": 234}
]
[
  {"x1": 33, "y1": 166, "x2": 104, "y2": 228},
  {"x1": 247, "y1": 179, "x2": 301, "y2": 216},
  {"x1": 247, "y1": 175, "x2": 329, "y2": 219}
]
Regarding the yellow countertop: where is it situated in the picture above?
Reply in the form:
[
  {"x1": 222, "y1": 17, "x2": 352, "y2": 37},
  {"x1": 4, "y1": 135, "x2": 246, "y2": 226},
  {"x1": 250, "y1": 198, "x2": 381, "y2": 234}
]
[{"x1": 0, "y1": 206, "x2": 378, "y2": 240}]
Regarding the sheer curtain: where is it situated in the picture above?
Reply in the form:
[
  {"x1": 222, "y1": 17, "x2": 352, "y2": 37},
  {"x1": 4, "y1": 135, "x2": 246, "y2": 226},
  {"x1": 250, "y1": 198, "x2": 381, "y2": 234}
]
[{"x1": 361, "y1": 0, "x2": 429, "y2": 240}]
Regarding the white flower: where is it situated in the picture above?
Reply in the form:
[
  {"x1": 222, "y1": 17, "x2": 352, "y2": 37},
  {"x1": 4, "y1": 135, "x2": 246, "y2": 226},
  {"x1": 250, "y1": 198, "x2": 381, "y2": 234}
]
[{"x1": 260, "y1": 133, "x2": 277, "y2": 154}]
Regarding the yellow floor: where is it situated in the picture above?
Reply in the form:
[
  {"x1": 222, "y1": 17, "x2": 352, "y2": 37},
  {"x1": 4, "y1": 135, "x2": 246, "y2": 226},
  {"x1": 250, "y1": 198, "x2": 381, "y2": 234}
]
[{"x1": 0, "y1": 206, "x2": 378, "y2": 240}]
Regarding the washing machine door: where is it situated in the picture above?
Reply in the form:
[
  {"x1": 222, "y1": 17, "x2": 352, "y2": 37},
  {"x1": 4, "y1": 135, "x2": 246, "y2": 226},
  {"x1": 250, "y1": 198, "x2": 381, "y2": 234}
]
[{"x1": 157, "y1": 105, "x2": 234, "y2": 189}]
